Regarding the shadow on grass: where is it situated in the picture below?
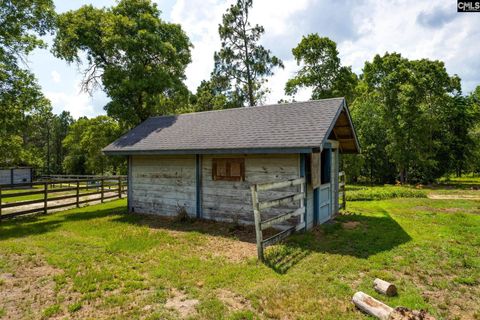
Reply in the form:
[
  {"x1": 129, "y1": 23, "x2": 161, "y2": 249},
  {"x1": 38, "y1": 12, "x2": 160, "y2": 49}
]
[
  {"x1": 112, "y1": 209, "x2": 411, "y2": 274},
  {"x1": 262, "y1": 211, "x2": 411, "y2": 273},
  {"x1": 112, "y1": 213, "x2": 261, "y2": 244},
  {"x1": 0, "y1": 204, "x2": 126, "y2": 241}
]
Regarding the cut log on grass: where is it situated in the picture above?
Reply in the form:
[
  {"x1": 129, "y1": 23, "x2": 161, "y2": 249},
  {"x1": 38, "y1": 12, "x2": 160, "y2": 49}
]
[
  {"x1": 374, "y1": 278, "x2": 398, "y2": 296},
  {"x1": 352, "y1": 291, "x2": 393, "y2": 320}
]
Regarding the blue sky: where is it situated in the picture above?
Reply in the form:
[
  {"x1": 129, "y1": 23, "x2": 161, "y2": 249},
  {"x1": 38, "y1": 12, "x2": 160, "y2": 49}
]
[{"x1": 28, "y1": 0, "x2": 480, "y2": 118}]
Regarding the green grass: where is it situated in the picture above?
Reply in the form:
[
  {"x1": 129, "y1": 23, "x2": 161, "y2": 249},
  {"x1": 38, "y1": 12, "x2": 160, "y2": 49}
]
[
  {"x1": 0, "y1": 189, "x2": 479, "y2": 319},
  {"x1": 346, "y1": 184, "x2": 427, "y2": 201}
]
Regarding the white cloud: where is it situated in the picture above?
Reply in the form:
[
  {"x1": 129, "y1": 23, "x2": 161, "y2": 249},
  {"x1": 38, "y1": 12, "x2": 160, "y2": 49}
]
[
  {"x1": 337, "y1": 1, "x2": 480, "y2": 92},
  {"x1": 170, "y1": 0, "x2": 311, "y2": 103},
  {"x1": 170, "y1": 0, "x2": 233, "y2": 91},
  {"x1": 50, "y1": 70, "x2": 61, "y2": 83},
  {"x1": 45, "y1": 81, "x2": 99, "y2": 119}
]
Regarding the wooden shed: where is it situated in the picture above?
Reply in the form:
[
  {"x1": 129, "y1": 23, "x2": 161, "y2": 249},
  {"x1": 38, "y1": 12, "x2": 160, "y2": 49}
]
[{"x1": 103, "y1": 98, "x2": 359, "y2": 233}]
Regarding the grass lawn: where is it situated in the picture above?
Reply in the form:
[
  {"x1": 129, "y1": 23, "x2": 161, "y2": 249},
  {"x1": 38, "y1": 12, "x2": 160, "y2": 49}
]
[{"x1": 0, "y1": 188, "x2": 479, "y2": 319}]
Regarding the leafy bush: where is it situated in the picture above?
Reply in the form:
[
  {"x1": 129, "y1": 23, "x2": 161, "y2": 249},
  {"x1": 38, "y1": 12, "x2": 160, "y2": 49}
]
[{"x1": 346, "y1": 185, "x2": 427, "y2": 201}]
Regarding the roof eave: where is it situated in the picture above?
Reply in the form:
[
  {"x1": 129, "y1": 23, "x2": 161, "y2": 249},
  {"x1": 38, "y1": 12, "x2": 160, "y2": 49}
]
[{"x1": 103, "y1": 146, "x2": 317, "y2": 156}]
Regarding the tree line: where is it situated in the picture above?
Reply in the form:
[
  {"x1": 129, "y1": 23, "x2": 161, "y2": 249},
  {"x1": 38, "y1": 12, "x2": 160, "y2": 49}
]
[{"x1": 1, "y1": 0, "x2": 479, "y2": 182}]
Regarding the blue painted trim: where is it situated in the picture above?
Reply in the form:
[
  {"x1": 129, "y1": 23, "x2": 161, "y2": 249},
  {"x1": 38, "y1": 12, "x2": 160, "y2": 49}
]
[
  {"x1": 195, "y1": 154, "x2": 202, "y2": 218},
  {"x1": 299, "y1": 154, "x2": 307, "y2": 231}
]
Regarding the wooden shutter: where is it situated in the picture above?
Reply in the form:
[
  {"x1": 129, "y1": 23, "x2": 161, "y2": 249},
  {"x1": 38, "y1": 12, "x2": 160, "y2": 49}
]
[{"x1": 212, "y1": 158, "x2": 245, "y2": 181}]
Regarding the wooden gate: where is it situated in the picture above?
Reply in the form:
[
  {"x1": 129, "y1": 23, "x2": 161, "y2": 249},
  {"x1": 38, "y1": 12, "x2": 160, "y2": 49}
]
[{"x1": 250, "y1": 177, "x2": 306, "y2": 261}]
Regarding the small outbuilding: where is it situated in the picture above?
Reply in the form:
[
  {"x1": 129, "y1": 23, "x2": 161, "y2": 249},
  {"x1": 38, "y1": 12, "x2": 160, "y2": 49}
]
[
  {"x1": 0, "y1": 167, "x2": 33, "y2": 186},
  {"x1": 103, "y1": 98, "x2": 359, "y2": 231}
]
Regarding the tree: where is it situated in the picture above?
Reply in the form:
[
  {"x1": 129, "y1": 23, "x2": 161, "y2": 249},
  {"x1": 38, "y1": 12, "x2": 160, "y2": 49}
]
[
  {"x1": 53, "y1": 0, "x2": 192, "y2": 127},
  {"x1": 213, "y1": 0, "x2": 283, "y2": 107},
  {"x1": 465, "y1": 86, "x2": 480, "y2": 175},
  {"x1": 345, "y1": 84, "x2": 396, "y2": 183},
  {"x1": 0, "y1": 0, "x2": 55, "y2": 59},
  {"x1": 191, "y1": 79, "x2": 234, "y2": 112},
  {"x1": 285, "y1": 34, "x2": 358, "y2": 104},
  {"x1": 48, "y1": 111, "x2": 74, "y2": 174},
  {"x1": 360, "y1": 53, "x2": 462, "y2": 183},
  {"x1": 0, "y1": 58, "x2": 53, "y2": 167},
  {"x1": 0, "y1": 0, "x2": 56, "y2": 168},
  {"x1": 63, "y1": 116, "x2": 124, "y2": 175}
]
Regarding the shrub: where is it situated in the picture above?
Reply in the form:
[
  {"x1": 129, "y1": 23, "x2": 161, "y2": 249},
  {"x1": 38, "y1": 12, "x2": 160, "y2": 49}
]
[{"x1": 346, "y1": 185, "x2": 427, "y2": 201}]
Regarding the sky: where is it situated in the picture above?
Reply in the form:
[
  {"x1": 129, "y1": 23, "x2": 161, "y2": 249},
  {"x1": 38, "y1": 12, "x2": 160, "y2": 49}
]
[{"x1": 28, "y1": 0, "x2": 480, "y2": 119}]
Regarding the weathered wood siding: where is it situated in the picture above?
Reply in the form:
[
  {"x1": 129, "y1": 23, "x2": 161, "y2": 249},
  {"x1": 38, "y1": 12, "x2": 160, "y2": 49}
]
[
  {"x1": 129, "y1": 153, "x2": 313, "y2": 228},
  {"x1": 130, "y1": 155, "x2": 196, "y2": 216},
  {"x1": 201, "y1": 154, "x2": 302, "y2": 225}
]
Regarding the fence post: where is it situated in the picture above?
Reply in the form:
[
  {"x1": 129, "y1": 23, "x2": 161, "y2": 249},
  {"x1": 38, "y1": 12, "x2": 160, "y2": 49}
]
[
  {"x1": 118, "y1": 178, "x2": 122, "y2": 199},
  {"x1": 44, "y1": 182, "x2": 48, "y2": 215},
  {"x1": 343, "y1": 173, "x2": 346, "y2": 211},
  {"x1": 101, "y1": 178, "x2": 104, "y2": 203},
  {"x1": 76, "y1": 181, "x2": 80, "y2": 208},
  {"x1": 0, "y1": 185, "x2": 2, "y2": 217},
  {"x1": 251, "y1": 184, "x2": 264, "y2": 261}
]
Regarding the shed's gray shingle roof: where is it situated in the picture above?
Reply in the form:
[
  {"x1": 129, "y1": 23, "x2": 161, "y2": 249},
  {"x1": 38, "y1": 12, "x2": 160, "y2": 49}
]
[{"x1": 103, "y1": 98, "x2": 353, "y2": 154}]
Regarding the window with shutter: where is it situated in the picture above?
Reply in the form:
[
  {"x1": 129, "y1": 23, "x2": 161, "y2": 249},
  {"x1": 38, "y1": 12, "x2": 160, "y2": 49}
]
[{"x1": 212, "y1": 158, "x2": 245, "y2": 181}]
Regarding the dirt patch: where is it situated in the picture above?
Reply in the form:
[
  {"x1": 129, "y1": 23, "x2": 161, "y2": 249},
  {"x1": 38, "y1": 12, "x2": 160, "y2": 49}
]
[
  {"x1": 389, "y1": 307, "x2": 435, "y2": 320},
  {"x1": 165, "y1": 288, "x2": 199, "y2": 318},
  {"x1": 217, "y1": 289, "x2": 253, "y2": 311},
  {"x1": 201, "y1": 237, "x2": 257, "y2": 262},
  {"x1": 427, "y1": 194, "x2": 480, "y2": 200},
  {"x1": 342, "y1": 221, "x2": 361, "y2": 230},
  {"x1": 0, "y1": 255, "x2": 63, "y2": 319},
  {"x1": 133, "y1": 215, "x2": 286, "y2": 262}
]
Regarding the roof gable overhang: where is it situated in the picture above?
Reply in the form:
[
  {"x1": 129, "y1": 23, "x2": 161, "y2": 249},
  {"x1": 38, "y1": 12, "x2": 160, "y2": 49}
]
[{"x1": 321, "y1": 99, "x2": 360, "y2": 154}]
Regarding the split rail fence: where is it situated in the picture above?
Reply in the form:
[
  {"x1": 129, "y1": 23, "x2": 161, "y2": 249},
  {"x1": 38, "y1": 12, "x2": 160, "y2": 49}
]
[
  {"x1": 250, "y1": 177, "x2": 306, "y2": 261},
  {"x1": 0, "y1": 176, "x2": 127, "y2": 220}
]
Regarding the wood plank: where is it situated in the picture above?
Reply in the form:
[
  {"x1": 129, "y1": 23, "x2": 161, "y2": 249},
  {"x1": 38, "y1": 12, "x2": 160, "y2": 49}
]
[
  {"x1": 256, "y1": 178, "x2": 305, "y2": 191},
  {"x1": 0, "y1": 207, "x2": 44, "y2": 219},
  {"x1": 261, "y1": 207, "x2": 305, "y2": 230},
  {"x1": 47, "y1": 193, "x2": 80, "y2": 202},
  {"x1": 258, "y1": 193, "x2": 303, "y2": 210},
  {"x1": 2, "y1": 198, "x2": 44, "y2": 208}
]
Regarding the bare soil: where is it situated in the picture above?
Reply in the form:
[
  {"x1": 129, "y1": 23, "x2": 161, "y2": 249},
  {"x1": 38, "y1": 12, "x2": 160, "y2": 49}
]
[
  {"x1": 216, "y1": 289, "x2": 253, "y2": 312},
  {"x1": 342, "y1": 221, "x2": 361, "y2": 230},
  {"x1": 165, "y1": 288, "x2": 199, "y2": 318},
  {"x1": 0, "y1": 255, "x2": 62, "y2": 319},
  {"x1": 427, "y1": 194, "x2": 480, "y2": 200}
]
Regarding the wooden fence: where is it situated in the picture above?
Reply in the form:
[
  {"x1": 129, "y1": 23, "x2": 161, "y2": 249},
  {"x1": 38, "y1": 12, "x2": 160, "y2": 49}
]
[
  {"x1": 250, "y1": 177, "x2": 306, "y2": 261},
  {"x1": 0, "y1": 176, "x2": 127, "y2": 220}
]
